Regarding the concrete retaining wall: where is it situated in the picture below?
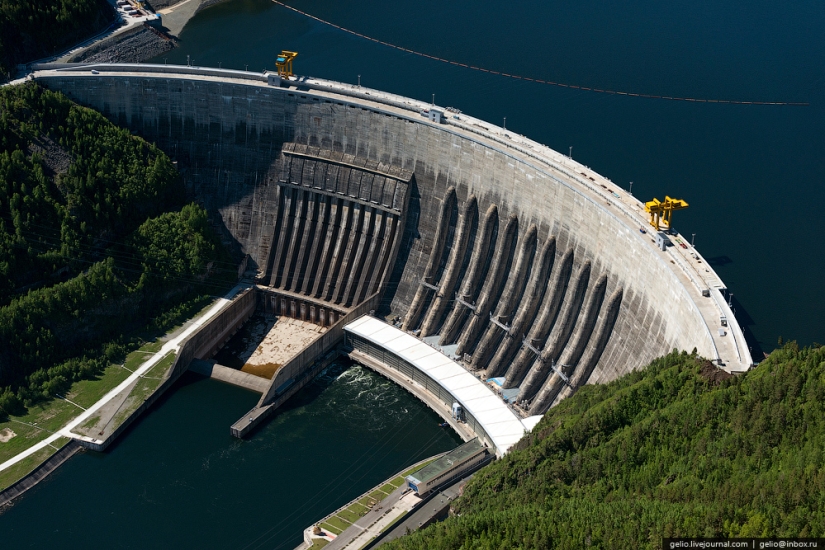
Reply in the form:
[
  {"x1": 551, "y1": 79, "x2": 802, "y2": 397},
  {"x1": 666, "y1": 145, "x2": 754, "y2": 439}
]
[
  {"x1": 231, "y1": 291, "x2": 382, "y2": 437},
  {"x1": 261, "y1": 291, "x2": 381, "y2": 404},
  {"x1": 0, "y1": 440, "x2": 81, "y2": 507},
  {"x1": 188, "y1": 359, "x2": 270, "y2": 393},
  {"x1": 189, "y1": 286, "x2": 257, "y2": 362},
  {"x1": 78, "y1": 286, "x2": 256, "y2": 452},
  {"x1": 258, "y1": 286, "x2": 348, "y2": 327}
]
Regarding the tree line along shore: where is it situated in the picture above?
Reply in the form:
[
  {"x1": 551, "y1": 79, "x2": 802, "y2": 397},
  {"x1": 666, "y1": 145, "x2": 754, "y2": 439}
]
[
  {"x1": 383, "y1": 345, "x2": 825, "y2": 548},
  {"x1": 0, "y1": 82, "x2": 237, "y2": 419}
]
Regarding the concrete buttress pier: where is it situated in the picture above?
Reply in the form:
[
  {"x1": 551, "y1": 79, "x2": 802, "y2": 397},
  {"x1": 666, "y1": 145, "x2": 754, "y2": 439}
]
[{"x1": 32, "y1": 63, "x2": 753, "y2": 426}]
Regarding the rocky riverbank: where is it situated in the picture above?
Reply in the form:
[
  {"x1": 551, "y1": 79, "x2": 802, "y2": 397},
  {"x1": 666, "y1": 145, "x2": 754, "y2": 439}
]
[{"x1": 68, "y1": 24, "x2": 175, "y2": 64}]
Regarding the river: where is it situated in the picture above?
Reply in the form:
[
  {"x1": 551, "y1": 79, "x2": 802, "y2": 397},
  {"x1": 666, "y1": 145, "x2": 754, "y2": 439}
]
[{"x1": 0, "y1": 363, "x2": 460, "y2": 549}]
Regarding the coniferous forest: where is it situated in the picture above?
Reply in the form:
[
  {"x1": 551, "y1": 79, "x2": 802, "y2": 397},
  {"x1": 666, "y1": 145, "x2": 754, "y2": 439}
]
[
  {"x1": 385, "y1": 345, "x2": 825, "y2": 549},
  {"x1": 0, "y1": 0, "x2": 116, "y2": 77},
  {"x1": 0, "y1": 83, "x2": 235, "y2": 415}
]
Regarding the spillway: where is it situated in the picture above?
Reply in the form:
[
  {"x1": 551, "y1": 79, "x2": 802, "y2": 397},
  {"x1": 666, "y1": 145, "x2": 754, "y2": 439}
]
[{"x1": 32, "y1": 63, "x2": 752, "y2": 425}]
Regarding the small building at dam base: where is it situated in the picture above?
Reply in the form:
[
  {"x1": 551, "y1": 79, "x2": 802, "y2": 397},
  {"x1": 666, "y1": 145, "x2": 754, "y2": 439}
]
[{"x1": 406, "y1": 438, "x2": 489, "y2": 496}]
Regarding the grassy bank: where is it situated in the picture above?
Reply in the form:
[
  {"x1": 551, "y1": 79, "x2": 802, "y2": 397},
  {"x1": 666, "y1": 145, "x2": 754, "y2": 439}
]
[
  {"x1": 0, "y1": 293, "x2": 221, "y2": 491},
  {"x1": 0, "y1": 436, "x2": 70, "y2": 492},
  {"x1": 316, "y1": 456, "x2": 443, "y2": 537}
]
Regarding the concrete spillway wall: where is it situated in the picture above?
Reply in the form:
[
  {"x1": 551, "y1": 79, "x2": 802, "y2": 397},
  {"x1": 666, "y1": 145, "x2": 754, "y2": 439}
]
[
  {"x1": 34, "y1": 64, "x2": 751, "y2": 413},
  {"x1": 70, "y1": 285, "x2": 257, "y2": 453}
]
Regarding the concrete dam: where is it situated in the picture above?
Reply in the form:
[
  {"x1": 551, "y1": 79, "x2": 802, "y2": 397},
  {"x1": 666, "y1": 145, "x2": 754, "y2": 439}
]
[{"x1": 32, "y1": 64, "x2": 753, "y2": 438}]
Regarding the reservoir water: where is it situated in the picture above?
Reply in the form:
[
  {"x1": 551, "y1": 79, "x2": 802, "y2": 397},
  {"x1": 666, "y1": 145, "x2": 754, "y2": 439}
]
[
  {"x1": 153, "y1": 0, "x2": 825, "y2": 351},
  {"x1": 0, "y1": 363, "x2": 460, "y2": 548}
]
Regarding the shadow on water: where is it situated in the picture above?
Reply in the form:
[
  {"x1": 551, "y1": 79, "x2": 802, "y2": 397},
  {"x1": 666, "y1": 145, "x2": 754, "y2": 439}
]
[
  {"x1": 107, "y1": 357, "x2": 399, "y2": 447},
  {"x1": 96, "y1": 356, "x2": 455, "y2": 456},
  {"x1": 706, "y1": 255, "x2": 734, "y2": 268},
  {"x1": 0, "y1": 356, "x2": 460, "y2": 549},
  {"x1": 728, "y1": 294, "x2": 766, "y2": 361},
  {"x1": 213, "y1": 313, "x2": 276, "y2": 369}
]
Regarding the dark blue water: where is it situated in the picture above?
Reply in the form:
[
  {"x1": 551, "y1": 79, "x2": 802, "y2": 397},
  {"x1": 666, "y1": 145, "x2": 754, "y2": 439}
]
[
  {"x1": 154, "y1": 0, "x2": 825, "y2": 350},
  {"x1": 0, "y1": 363, "x2": 460, "y2": 549}
]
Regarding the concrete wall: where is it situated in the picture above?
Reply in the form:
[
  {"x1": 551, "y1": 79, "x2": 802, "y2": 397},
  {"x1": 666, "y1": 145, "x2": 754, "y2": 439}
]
[
  {"x1": 78, "y1": 286, "x2": 256, "y2": 452},
  {"x1": 0, "y1": 440, "x2": 81, "y2": 507},
  {"x1": 258, "y1": 286, "x2": 348, "y2": 327},
  {"x1": 171, "y1": 286, "x2": 257, "y2": 377},
  {"x1": 231, "y1": 291, "x2": 382, "y2": 437},
  {"x1": 35, "y1": 67, "x2": 738, "y2": 408},
  {"x1": 261, "y1": 291, "x2": 382, "y2": 404}
]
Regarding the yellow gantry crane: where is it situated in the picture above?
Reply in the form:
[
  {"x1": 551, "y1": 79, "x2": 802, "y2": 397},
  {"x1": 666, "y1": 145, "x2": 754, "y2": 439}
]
[
  {"x1": 275, "y1": 50, "x2": 298, "y2": 78},
  {"x1": 645, "y1": 196, "x2": 689, "y2": 231}
]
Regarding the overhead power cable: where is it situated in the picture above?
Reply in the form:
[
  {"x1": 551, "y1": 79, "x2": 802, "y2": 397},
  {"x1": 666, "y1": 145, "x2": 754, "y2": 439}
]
[{"x1": 272, "y1": 0, "x2": 808, "y2": 107}]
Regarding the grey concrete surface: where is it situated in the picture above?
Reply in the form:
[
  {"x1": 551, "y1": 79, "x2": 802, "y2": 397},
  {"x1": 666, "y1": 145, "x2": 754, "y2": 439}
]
[
  {"x1": 474, "y1": 223, "x2": 537, "y2": 374},
  {"x1": 188, "y1": 359, "x2": 270, "y2": 393},
  {"x1": 419, "y1": 195, "x2": 476, "y2": 338},
  {"x1": 439, "y1": 203, "x2": 497, "y2": 346},
  {"x1": 31, "y1": 65, "x2": 752, "y2": 419},
  {"x1": 156, "y1": 0, "x2": 206, "y2": 36}
]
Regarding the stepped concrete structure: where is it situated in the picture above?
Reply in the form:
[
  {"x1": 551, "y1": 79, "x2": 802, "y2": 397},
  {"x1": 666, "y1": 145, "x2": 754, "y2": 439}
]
[{"x1": 31, "y1": 63, "x2": 753, "y2": 428}]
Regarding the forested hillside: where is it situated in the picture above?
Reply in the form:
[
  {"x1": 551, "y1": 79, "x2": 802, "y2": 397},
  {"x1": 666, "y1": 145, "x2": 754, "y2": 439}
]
[
  {"x1": 0, "y1": 82, "x2": 183, "y2": 301},
  {"x1": 387, "y1": 345, "x2": 825, "y2": 549},
  {"x1": 0, "y1": 83, "x2": 235, "y2": 415},
  {"x1": 0, "y1": 0, "x2": 116, "y2": 77}
]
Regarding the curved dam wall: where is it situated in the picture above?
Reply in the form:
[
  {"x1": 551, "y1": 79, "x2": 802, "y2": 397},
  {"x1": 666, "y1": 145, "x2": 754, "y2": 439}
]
[{"x1": 34, "y1": 64, "x2": 751, "y2": 413}]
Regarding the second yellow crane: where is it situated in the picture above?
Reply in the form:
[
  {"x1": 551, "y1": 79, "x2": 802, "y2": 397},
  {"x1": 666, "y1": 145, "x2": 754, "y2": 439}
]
[{"x1": 645, "y1": 196, "x2": 688, "y2": 231}]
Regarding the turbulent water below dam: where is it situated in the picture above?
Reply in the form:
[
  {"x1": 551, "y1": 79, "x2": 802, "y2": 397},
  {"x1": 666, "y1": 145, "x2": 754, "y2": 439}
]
[{"x1": 0, "y1": 362, "x2": 460, "y2": 549}]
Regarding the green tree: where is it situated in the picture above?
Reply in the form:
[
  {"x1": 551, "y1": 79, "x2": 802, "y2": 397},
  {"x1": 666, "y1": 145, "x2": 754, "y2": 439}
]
[{"x1": 385, "y1": 346, "x2": 825, "y2": 549}]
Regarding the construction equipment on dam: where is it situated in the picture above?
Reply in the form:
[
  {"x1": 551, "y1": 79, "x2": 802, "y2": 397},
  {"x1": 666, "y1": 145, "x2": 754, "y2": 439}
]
[
  {"x1": 645, "y1": 196, "x2": 689, "y2": 231},
  {"x1": 275, "y1": 50, "x2": 298, "y2": 78}
]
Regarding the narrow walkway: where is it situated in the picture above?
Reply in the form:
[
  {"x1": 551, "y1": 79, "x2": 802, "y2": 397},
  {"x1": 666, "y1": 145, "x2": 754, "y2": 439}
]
[
  {"x1": 0, "y1": 284, "x2": 248, "y2": 474},
  {"x1": 375, "y1": 476, "x2": 470, "y2": 547},
  {"x1": 322, "y1": 485, "x2": 420, "y2": 550}
]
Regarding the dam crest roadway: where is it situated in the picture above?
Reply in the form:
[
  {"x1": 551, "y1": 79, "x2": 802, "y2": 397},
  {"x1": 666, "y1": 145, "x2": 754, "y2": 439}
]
[{"x1": 28, "y1": 63, "x2": 753, "y2": 440}]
